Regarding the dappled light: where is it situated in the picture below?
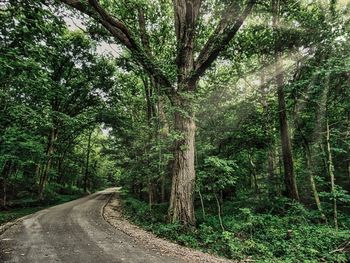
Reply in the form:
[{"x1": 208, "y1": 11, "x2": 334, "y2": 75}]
[{"x1": 1, "y1": 0, "x2": 350, "y2": 262}]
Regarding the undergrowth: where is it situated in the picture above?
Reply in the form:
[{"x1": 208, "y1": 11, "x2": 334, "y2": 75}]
[
  {"x1": 121, "y1": 192, "x2": 350, "y2": 262},
  {"x1": 0, "y1": 194, "x2": 81, "y2": 225}
]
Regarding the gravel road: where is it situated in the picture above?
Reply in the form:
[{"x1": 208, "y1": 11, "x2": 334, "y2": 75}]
[{"x1": 0, "y1": 188, "x2": 183, "y2": 263}]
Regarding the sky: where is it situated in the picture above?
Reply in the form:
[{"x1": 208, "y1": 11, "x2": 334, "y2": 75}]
[{"x1": 63, "y1": 14, "x2": 121, "y2": 58}]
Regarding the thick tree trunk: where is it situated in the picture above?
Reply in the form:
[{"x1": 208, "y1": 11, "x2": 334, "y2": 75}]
[
  {"x1": 273, "y1": 0, "x2": 299, "y2": 201},
  {"x1": 168, "y1": 96, "x2": 196, "y2": 226},
  {"x1": 276, "y1": 68, "x2": 299, "y2": 200}
]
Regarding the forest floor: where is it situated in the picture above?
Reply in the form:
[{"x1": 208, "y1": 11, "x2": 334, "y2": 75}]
[{"x1": 104, "y1": 190, "x2": 236, "y2": 263}]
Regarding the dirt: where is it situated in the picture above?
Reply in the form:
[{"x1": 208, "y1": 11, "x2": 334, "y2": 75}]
[
  {"x1": 103, "y1": 191, "x2": 238, "y2": 263},
  {"x1": 0, "y1": 188, "x2": 183, "y2": 263}
]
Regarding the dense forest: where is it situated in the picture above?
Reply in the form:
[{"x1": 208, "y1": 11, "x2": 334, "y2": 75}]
[{"x1": 1, "y1": 0, "x2": 350, "y2": 262}]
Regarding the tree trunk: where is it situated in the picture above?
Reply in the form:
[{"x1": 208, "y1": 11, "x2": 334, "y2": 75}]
[
  {"x1": 215, "y1": 194, "x2": 225, "y2": 232},
  {"x1": 267, "y1": 147, "x2": 278, "y2": 196},
  {"x1": 198, "y1": 189, "x2": 205, "y2": 220},
  {"x1": 326, "y1": 119, "x2": 338, "y2": 229},
  {"x1": 158, "y1": 98, "x2": 169, "y2": 203},
  {"x1": 38, "y1": 128, "x2": 57, "y2": 199},
  {"x1": 273, "y1": 0, "x2": 299, "y2": 201},
  {"x1": 168, "y1": 95, "x2": 196, "y2": 226},
  {"x1": 84, "y1": 129, "x2": 93, "y2": 193},
  {"x1": 304, "y1": 140, "x2": 327, "y2": 222},
  {"x1": 248, "y1": 152, "x2": 258, "y2": 194},
  {"x1": 1, "y1": 160, "x2": 11, "y2": 208}
]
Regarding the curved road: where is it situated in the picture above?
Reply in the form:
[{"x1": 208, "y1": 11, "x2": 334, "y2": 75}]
[{"x1": 0, "y1": 188, "x2": 183, "y2": 263}]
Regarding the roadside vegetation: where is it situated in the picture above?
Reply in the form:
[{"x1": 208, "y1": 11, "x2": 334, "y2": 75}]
[
  {"x1": 1, "y1": 0, "x2": 350, "y2": 262},
  {"x1": 122, "y1": 193, "x2": 350, "y2": 262},
  {"x1": 0, "y1": 194, "x2": 80, "y2": 225}
]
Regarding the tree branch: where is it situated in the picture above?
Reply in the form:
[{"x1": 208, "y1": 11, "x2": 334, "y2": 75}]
[
  {"x1": 137, "y1": 8, "x2": 151, "y2": 54},
  {"x1": 190, "y1": 0, "x2": 255, "y2": 83},
  {"x1": 173, "y1": 0, "x2": 202, "y2": 83},
  {"x1": 59, "y1": 0, "x2": 173, "y2": 90}
]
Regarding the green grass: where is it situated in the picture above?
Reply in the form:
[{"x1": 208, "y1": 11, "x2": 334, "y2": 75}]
[{"x1": 0, "y1": 194, "x2": 81, "y2": 225}]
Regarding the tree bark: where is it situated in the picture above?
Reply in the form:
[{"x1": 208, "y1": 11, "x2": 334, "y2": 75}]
[
  {"x1": 273, "y1": 0, "x2": 299, "y2": 201},
  {"x1": 304, "y1": 140, "x2": 327, "y2": 222},
  {"x1": 168, "y1": 95, "x2": 196, "y2": 225},
  {"x1": 326, "y1": 119, "x2": 338, "y2": 229},
  {"x1": 215, "y1": 194, "x2": 225, "y2": 232},
  {"x1": 38, "y1": 128, "x2": 57, "y2": 199},
  {"x1": 248, "y1": 152, "x2": 258, "y2": 194},
  {"x1": 267, "y1": 148, "x2": 277, "y2": 195},
  {"x1": 84, "y1": 129, "x2": 93, "y2": 193},
  {"x1": 1, "y1": 160, "x2": 11, "y2": 208},
  {"x1": 158, "y1": 98, "x2": 169, "y2": 203}
]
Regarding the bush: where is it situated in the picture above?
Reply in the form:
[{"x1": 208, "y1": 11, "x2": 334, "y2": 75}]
[{"x1": 121, "y1": 193, "x2": 350, "y2": 262}]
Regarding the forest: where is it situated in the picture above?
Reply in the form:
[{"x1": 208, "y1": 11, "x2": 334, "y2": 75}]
[{"x1": 1, "y1": 0, "x2": 350, "y2": 262}]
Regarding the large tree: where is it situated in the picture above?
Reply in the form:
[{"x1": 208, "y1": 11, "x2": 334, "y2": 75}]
[{"x1": 58, "y1": 0, "x2": 256, "y2": 225}]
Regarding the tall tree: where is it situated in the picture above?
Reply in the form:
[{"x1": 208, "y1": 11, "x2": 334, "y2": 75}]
[
  {"x1": 58, "y1": 0, "x2": 256, "y2": 225},
  {"x1": 272, "y1": 0, "x2": 299, "y2": 200}
]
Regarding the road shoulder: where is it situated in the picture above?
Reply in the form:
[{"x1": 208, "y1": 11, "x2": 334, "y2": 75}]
[{"x1": 103, "y1": 191, "x2": 235, "y2": 263}]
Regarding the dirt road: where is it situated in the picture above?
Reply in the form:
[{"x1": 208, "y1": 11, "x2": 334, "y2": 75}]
[{"x1": 0, "y1": 188, "x2": 183, "y2": 263}]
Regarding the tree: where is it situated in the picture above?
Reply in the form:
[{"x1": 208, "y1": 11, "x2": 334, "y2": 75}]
[
  {"x1": 272, "y1": 0, "x2": 299, "y2": 200},
  {"x1": 58, "y1": 0, "x2": 256, "y2": 226},
  {"x1": 0, "y1": 0, "x2": 117, "y2": 202}
]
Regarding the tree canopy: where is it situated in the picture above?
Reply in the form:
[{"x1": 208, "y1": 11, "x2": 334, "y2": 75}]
[{"x1": 1, "y1": 0, "x2": 350, "y2": 261}]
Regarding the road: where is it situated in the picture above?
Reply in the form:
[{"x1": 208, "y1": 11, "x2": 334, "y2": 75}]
[{"x1": 0, "y1": 188, "x2": 183, "y2": 263}]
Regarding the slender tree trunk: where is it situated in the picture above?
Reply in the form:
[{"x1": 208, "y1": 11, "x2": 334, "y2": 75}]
[
  {"x1": 84, "y1": 129, "x2": 93, "y2": 193},
  {"x1": 304, "y1": 140, "x2": 327, "y2": 222},
  {"x1": 57, "y1": 153, "x2": 66, "y2": 185},
  {"x1": 198, "y1": 189, "x2": 205, "y2": 220},
  {"x1": 273, "y1": 0, "x2": 299, "y2": 201},
  {"x1": 267, "y1": 148, "x2": 277, "y2": 195},
  {"x1": 259, "y1": 67, "x2": 277, "y2": 196},
  {"x1": 248, "y1": 153, "x2": 258, "y2": 194},
  {"x1": 158, "y1": 98, "x2": 169, "y2": 203},
  {"x1": 35, "y1": 164, "x2": 41, "y2": 182},
  {"x1": 1, "y1": 160, "x2": 10, "y2": 208},
  {"x1": 326, "y1": 119, "x2": 338, "y2": 229},
  {"x1": 168, "y1": 95, "x2": 196, "y2": 226},
  {"x1": 39, "y1": 128, "x2": 57, "y2": 199},
  {"x1": 215, "y1": 194, "x2": 225, "y2": 232},
  {"x1": 143, "y1": 77, "x2": 156, "y2": 208}
]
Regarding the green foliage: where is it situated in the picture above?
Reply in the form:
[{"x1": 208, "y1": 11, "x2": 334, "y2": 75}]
[
  {"x1": 122, "y1": 193, "x2": 350, "y2": 262},
  {"x1": 0, "y1": 0, "x2": 119, "y2": 209},
  {"x1": 2, "y1": 0, "x2": 350, "y2": 262},
  {"x1": 197, "y1": 156, "x2": 237, "y2": 194}
]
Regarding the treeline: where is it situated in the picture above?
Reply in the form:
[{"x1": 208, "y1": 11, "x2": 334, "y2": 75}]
[{"x1": 0, "y1": 1, "x2": 118, "y2": 207}]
